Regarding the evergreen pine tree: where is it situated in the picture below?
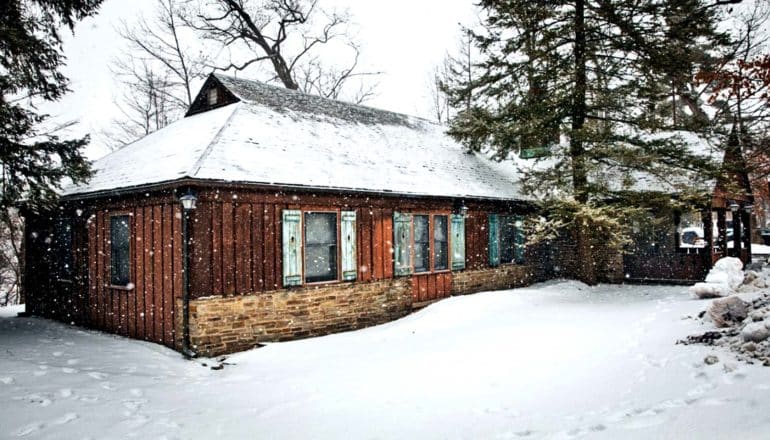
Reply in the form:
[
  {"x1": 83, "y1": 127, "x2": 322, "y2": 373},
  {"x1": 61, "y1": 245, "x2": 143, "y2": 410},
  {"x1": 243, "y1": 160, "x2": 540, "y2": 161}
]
[
  {"x1": 445, "y1": 0, "x2": 733, "y2": 284},
  {"x1": 0, "y1": 0, "x2": 103, "y2": 212}
]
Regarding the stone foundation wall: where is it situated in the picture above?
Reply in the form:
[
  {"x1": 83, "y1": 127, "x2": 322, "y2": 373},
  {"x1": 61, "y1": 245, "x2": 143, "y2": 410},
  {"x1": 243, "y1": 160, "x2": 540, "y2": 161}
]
[
  {"x1": 451, "y1": 265, "x2": 537, "y2": 296},
  {"x1": 186, "y1": 278, "x2": 412, "y2": 356}
]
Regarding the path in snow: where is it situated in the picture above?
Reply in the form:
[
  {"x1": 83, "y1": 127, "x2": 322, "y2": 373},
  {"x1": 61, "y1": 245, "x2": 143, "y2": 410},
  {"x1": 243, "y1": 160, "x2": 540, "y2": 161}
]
[{"x1": 2, "y1": 282, "x2": 770, "y2": 439}]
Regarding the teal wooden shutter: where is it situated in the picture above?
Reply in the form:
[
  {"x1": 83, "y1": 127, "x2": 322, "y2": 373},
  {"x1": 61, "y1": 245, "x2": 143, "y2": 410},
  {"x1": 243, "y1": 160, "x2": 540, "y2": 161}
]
[
  {"x1": 488, "y1": 214, "x2": 500, "y2": 267},
  {"x1": 393, "y1": 212, "x2": 413, "y2": 276},
  {"x1": 514, "y1": 215, "x2": 525, "y2": 264},
  {"x1": 282, "y1": 210, "x2": 302, "y2": 286},
  {"x1": 451, "y1": 214, "x2": 466, "y2": 270},
  {"x1": 341, "y1": 211, "x2": 357, "y2": 281}
]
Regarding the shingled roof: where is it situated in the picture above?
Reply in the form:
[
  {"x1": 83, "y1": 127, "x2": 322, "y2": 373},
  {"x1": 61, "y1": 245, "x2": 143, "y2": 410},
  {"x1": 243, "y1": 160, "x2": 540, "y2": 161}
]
[{"x1": 62, "y1": 73, "x2": 525, "y2": 201}]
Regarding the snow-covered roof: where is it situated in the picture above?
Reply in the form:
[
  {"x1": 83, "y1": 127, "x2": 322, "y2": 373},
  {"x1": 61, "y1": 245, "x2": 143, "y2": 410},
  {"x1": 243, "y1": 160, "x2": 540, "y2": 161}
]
[{"x1": 63, "y1": 74, "x2": 525, "y2": 201}]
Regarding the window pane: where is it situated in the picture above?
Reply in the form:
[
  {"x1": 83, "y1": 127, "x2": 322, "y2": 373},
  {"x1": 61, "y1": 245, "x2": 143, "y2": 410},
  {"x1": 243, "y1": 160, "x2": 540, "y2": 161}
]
[
  {"x1": 414, "y1": 215, "x2": 430, "y2": 273},
  {"x1": 678, "y1": 211, "x2": 706, "y2": 249},
  {"x1": 500, "y1": 216, "x2": 516, "y2": 264},
  {"x1": 110, "y1": 216, "x2": 130, "y2": 286},
  {"x1": 434, "y1": 215, "x2": 448, "y2": 270},
  {"x1": 304, "y1": 213, "x2": 337, "y2": 283}
]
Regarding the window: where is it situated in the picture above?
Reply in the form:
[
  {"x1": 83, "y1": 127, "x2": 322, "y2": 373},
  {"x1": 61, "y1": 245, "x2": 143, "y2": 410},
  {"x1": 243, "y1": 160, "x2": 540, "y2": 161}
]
[
  {"x1": 500, "y1": 216, "x2": 517, "y2": 264},
  {"x1": 434, "y1": 215, "x2": 448, "y2": 270},
  {"x1": 489, "y1": 214, "x2": 526, "y2": 265},
  {"x1": 678, "y1": 210, "x2": 706, "y2": 249},
  {"x1": 393, "y1": 212, "x2": 454, "y2": 276},
  {"x1": 207, "y1": 88, "x2": 218, "y2": 106},
  {"x1": 55, "y1": 219, "x2": 73, "y2": 281},
  {"x1": 110, "y1": 215, "x2": 130, "y2": 286},
  {"x1": 413, "y1": 215, "x2": 430, "y2": 273},
  {"x1": 304, "y1": 212, "x2": 338, "y2": 283}
]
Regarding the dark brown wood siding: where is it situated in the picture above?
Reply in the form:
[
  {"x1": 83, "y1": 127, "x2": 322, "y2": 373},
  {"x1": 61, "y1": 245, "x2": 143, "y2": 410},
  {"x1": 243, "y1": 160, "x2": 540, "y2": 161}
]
[
  {"x1": 187, "y1": 189, "x2": 521, "y2": 299},
  {"x1": 24, "y1": 183, "x2": 540, "y2": 350},
  {"x1": 82, "y1": 201, "x2": 182, "y2": 348}
]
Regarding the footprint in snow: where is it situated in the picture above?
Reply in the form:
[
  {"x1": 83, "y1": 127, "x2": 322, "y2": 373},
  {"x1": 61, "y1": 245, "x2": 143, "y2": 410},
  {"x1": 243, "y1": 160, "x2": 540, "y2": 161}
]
[
  {"x1": 59, "y1": 388, "x2": 73, "y2": 398},
  {"x1": 100, "y1": 382, "x2": 116, "y2": 391},
  {"x1": 61, "y1": 367, "x2": 78, "y2": 374},
  {"x1": 687, "y1": 382, "x2": 717, "y2": 397},
  {"x1": 14, "y1": 393, "x2": 52, "y2": 407},
  {"x1": 0, "y1": 376, "x2": 14, "y2": 385},
  {"x1": 53, "y1": 413, "x2": 78, "y2": 425},
  {"x1": 66, "y1": 359, "x2": 80, "y2": 366},
  {"x1": 699, "y1": 397, "x2": 732, "y2": 406},
  {"x1": 52, "y1": 351, "x2": 63, "y2": 357},
  {"x1": 87, "y1": 372, "x2": 108, "y2": 380},
  {"x1": 122, "y1": 399, "x2": 146, "y2": 411},
  {"x1": 129, "y1": 388, "x2": 143, "y2": 397},
  {"x1": 13, "y1": 422, "x2": 44, "y2": 437}
]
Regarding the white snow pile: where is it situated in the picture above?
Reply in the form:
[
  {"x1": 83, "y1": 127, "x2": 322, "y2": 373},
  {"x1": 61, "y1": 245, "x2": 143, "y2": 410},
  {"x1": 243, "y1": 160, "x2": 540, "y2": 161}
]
[
  {"x1": 689, "y1": 257, "x2": 745, "y2": 299},
  {"x1": 688, "y1": 260, "x2": 770, "y2": 366}
]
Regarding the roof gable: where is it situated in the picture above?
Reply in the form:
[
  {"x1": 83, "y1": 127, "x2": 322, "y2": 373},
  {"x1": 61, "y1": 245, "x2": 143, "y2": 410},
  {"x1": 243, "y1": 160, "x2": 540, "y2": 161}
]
[{"x1": 186, "y1": 75, "x2": 240, "y2": 116}]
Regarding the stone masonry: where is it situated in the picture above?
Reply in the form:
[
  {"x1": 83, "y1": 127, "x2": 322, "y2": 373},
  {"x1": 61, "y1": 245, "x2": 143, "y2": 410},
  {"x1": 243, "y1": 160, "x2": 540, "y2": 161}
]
[
  {"x1": 185, "y1": 278, "x2": 412, "y2": 356},
  {"x1": 451, "y1": 264, "x2": 537, "y2": 296}
]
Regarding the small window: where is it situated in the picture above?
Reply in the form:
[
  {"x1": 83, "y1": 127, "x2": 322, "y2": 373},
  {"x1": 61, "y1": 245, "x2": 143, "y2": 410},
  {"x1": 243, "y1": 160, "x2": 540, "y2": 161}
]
[
  {"x1": 304, "y1": 212, "x2": 337, "y2": 283},
  {"x1": 413, "y1": 215, "x2": 430, "y2": 273},
  {"x1": 678, "y1": 210, "x2": 706, "y2": 249},
  {"x1": 55, "y1": 219, "x2": 73, "y2": 281},
  {"x1": 434, "y1": 215, "x2": 448, "y2": 270},
  {"x1": 110, "y1": 216, "x2": 130, "y2": 286},
  {"x1": 500, "y1": 216, "x2": 517, "y2": 264},
  {"x1": 207, "y1": 88, "x2": 218, "y2": 106}
]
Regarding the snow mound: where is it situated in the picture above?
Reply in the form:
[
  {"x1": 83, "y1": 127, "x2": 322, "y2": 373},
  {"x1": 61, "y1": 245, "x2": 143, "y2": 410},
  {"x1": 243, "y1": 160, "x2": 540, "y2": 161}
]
[{"x1": 689, "y1": 257, "x2": 744, "y2": 299}]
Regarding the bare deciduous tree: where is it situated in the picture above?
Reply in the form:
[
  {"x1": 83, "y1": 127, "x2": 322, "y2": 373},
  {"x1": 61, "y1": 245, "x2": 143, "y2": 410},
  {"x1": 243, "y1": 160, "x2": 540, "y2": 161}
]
[
  {"x1": 105, "y1": 62, "x2": 178, "y2": 149},
  {"x1": 106, "y1": 0, "x2": 206, "y2": 149},
  {"x1": 186, "y1": 0, "x2": 379, "y2": 103},
  {"x1": 428, "y1": 28, "x2": 477, "y2": 123}
]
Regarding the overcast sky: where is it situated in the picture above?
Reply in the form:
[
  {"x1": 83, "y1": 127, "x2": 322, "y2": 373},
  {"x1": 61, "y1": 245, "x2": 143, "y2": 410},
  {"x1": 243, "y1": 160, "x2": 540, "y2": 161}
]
[{"x1": 47, "y1": 0, "x2": 477, "y2": 159}]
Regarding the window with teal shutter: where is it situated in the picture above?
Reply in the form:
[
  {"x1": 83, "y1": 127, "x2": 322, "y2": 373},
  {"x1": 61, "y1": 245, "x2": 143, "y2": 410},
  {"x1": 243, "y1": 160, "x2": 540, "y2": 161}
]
[
  {"x1": 282, "y1": 210, "x2": 303, "y2": 286},
  {"x1": 393, "y1": 212, "x2": 413, "y2": 276},
  {"x1": 514, "y1": 215, "x2": 526, "y2": 264},
  {"x1": 450, "y1": 214, "x2": 465, "y2": 270},
  {"x1": 304, "y1": 212, "x2": 337, "y2": 283},
  {"x1": 488, "y1": 214, "x2": 500, "y2": 267},
  {"x1": 341, "y1": 211, "x2": 357, "y2": 281}
]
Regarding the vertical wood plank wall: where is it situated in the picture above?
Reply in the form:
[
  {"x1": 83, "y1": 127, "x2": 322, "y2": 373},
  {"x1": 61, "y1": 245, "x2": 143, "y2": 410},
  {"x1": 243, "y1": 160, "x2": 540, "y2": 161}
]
[
  {"x1": 86, "y1": 202, "x2": 182, "y2": 348},
  {"x1": 24, "y1": 188, "x2": 536, "y2": 351},
  {"x1": 189, "y1": 195, "x2": 399, "y2": 298}
]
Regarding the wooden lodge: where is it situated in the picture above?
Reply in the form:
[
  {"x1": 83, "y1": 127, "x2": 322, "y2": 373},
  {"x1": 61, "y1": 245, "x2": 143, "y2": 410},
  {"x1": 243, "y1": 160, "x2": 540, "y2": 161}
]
[{"x1": 21, "y1": 74, "x2": 754, "y2": 356}]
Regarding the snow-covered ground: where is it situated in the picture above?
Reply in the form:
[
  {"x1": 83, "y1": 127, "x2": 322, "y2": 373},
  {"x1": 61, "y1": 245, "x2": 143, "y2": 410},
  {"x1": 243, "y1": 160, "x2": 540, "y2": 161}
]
[{"x1": 2, "y1": 281, "x2": 770, "y2": 439}]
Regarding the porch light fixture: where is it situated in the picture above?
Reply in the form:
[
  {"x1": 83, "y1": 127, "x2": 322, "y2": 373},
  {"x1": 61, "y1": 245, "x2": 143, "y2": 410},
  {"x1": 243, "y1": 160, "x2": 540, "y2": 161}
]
[
  {"x1": 728, "y1": 201, "x2": 740, "y2": 212},
  {"x1": 180, "y1": 192, "x2": 197, "y2": 211},
  {"x1": 455, "y1": 199, "x2": 469, "y2": 217}
]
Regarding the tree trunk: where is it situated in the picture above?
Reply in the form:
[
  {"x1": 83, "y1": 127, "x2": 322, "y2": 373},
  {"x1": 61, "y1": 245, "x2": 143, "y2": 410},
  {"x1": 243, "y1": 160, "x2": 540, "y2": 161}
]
[{"x1": 571, "y1": 0, "x2": 597, "y2": 285}]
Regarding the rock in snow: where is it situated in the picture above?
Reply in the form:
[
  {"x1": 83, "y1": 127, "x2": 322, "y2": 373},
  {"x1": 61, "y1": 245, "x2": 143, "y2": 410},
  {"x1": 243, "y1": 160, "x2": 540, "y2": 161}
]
[
  {"x1": 708, "y1": 296, "x2": 750, "y2": 328},
  {"x1": 741, "y1": 321, "x2": 770, "y2": 343}
]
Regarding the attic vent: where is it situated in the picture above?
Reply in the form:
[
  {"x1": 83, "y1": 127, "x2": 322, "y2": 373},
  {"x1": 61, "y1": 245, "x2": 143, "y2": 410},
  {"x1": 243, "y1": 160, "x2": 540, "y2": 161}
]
[{"x1": 207, "y1": 88, "x2": 218, "y2": 106}]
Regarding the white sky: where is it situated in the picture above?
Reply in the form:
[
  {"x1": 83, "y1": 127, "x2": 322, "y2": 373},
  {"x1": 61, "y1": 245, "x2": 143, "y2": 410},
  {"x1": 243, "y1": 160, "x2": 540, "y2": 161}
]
[{"x1": 46, "y1": 0, "x2": 477, "y2": 160}]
